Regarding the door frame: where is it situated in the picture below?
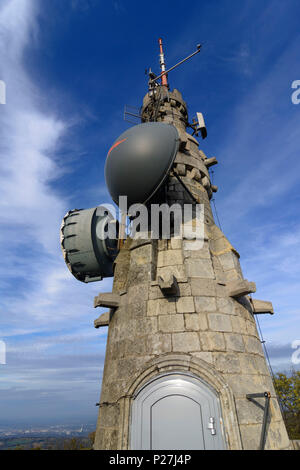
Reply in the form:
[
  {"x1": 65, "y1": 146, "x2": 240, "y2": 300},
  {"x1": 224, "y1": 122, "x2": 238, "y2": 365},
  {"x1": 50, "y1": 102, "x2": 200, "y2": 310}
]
[{"x1": 130, "y1": 371, "x2": 225, "y2": 450}]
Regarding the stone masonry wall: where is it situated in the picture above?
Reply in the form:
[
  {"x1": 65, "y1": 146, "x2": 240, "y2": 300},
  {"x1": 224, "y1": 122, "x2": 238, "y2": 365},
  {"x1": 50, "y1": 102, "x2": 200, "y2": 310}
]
[{"x1": 93, "y1": 88, "x2": 290, "y2": 450}]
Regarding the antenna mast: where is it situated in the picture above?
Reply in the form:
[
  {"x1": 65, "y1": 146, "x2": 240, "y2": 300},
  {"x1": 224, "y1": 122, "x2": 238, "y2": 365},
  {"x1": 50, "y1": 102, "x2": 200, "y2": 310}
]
[
  {"x1": 148, "y1": 40, "x2": 202, "y2": 91},
  {"x1": 158, "y1": 38, "x2": 168, "y2": 88}
]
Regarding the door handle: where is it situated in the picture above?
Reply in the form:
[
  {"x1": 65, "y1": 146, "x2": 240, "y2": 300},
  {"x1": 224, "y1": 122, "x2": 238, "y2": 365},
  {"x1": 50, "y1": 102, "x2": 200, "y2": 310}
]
[{"x1": 207, "y1": 417, "x2": 216, "y2": 435}]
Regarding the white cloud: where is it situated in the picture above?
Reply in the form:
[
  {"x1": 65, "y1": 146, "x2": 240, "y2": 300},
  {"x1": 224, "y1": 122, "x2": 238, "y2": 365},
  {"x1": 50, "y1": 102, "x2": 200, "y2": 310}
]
[{"x1": 0, "y1": 0, "x2": 111, "y2": 339}]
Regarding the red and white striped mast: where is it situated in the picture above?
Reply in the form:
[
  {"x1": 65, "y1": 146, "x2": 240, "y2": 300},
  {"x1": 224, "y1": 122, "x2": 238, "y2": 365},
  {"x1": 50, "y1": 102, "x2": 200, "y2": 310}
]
[{"x1": 158, "y1": 38, "x2": 169, "y2": 88}]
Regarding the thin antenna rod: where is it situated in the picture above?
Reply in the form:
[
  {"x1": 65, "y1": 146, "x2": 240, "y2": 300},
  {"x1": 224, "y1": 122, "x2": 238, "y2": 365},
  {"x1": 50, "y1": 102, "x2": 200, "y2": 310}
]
[
  {"x1": 150, "y1": 43, "x2": 202, "y2": 86},
  {"x1": 158, "y1": 38, "x2": 168, "y2": 87}
]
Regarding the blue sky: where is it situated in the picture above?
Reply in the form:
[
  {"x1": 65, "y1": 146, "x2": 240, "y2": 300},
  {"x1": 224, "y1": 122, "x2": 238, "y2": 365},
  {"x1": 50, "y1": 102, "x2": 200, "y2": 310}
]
[{"x1": 0, "y1": 0, "x2": 300, "y2": 426}]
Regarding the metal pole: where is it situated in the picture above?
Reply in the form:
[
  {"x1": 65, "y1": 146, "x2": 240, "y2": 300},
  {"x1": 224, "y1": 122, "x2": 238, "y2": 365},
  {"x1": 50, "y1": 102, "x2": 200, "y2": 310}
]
[
  {"x1": 150, "y1": 44, "x2": 202, "y2": 85},
  {"x1": 158, "y1": 38, "x2": 168, "y2": 88},
  {"x1": 259, "y1": 392, "x2": 271, "y2": 450}
]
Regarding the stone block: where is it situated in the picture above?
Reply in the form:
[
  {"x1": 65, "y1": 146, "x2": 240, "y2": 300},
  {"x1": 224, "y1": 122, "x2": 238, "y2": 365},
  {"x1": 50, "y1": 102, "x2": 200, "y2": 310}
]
[
  {"x1": 250, "y1": 299, "x2": 274, "y2": 315},
  {"x1": 224, "y1": 333, "x2": 245, "y2": 352},
  {"x1": 191, "y1": 279, "x2": 216, "y2": 296},
  {"x1": 96, "y1": 427, "x2": 119, "y2": 450},
  {"x1": 97, "y1": 403, "x2": 120, "y2": 428},
  {"x1": 130, "y1": 244, "x2": 153, "y2": 265},
  {"x1": 231, "y1": 316, "x2": 248, "y2": 335},
  {"x1": 184, "y1": 314, "x2": 200, "y2": 331},
  {"x1": 183, "y1": 245, "x2": 211, "y2": 260},
  {"x1": 217, "y1": 297, "x2": 236, "y2": 315},
  {"x1": 244, "y1": 336, "x2": 264, "y2": 356},
  {"x1": 176, "y1": 296, "x2": 195, "y2": 313},
  {"x1": 157, "y1": 250, "x2": 183, "y2": 267},
  {"x1": 239, "y1": 354, "x2": 259, "y2": 375},
  {"x1": 157, "y1": 265, "x2": 187, "y2": 282},
  {"x1": 172, "y1": 332, "x2": 200, "y2": 352},
  {"x1": 195, "y1": 296, "x2": 217, "y2": 312},
  {"x1": 255, "y1": 356, "x2": 272, "y2": 376},
  {"x1": 147, "y1": 298, "x2": 176, "y2": 316},
  {"x1": 158, "y1": 275, "x2": 178, "y2": 295},
  {"x1": 147, "y1": 334, "x2": 172, "y2": 355},
  {"x1": 127, "y1": 300, "x2": 147, "y2": 318},
  {"x1": 207, "y1": 313, "x2": 232, "y2": 332},
  {"x1": 200, "y1": 331, "x2": 226, "y2": 351},
  {"x1": 227, "y1": 279, "x2": 256, "y2": 298},
  {"x1": 246, "y1": 320, "x2": 258, "y2": 336},
  {"x1": 192, "y1": 351, "x2": 213, "y2": 364},
  {"x1": 218, "y1": 251, "x2": 240, "y2": 272},
  {"x1": 185, "y1": 258, "x2": 215, "y2": 279},
  {"x1": 204, "y1": 157, "x2": 218, "y2": 168},
  {"x1": 239, "y1": 424, "x2": 263, "y2": 450},
  {"x1": 94, "y1": 311, "x2": 110, "y2": 328},
  {"x1": 126, "y1": 336, "x2": 148, "y2": 356},
  {"x1": 177, "y1": 282, "x2": 192, "y2": 297},
  {"x1": 236, "y1": 398, "x2": 265, "y2": 425},
  {"x1": 158, "y1": 314, "x2": 185, "y2": 333},
  {"x1": 224, "y1": 373, "x2": 270, "y2": 397},
  {"x1": 127, "y1": 283, "x2": 149, "y2": 301},
  {"x1": 94, "y1": 292, "x2": 120, "y2": 309},
  {"x1": 170, "y1": 238, "x2": 182, "y2": 250},
  {"x1": 135, "y1": 317, "x2": 158, "y2": 335},
  {"x1": 214, "y1": 353, "x2": 241, "y2": 373}
]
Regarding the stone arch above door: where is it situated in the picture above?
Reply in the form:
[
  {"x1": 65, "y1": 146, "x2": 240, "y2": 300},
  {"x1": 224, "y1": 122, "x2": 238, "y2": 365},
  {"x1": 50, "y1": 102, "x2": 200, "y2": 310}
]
[
  {"x1": 131, "y1": 372, "x2": 225, "y2": 450},
  {"x1": 117, "y1": 354, "x2": 243, "y2": 450}
]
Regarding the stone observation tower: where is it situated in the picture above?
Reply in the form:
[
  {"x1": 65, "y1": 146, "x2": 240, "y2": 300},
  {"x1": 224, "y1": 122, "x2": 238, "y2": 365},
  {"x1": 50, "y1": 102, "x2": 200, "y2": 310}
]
[{"x1": 61, "y1": 40, "x2": 290, "y2": 450}]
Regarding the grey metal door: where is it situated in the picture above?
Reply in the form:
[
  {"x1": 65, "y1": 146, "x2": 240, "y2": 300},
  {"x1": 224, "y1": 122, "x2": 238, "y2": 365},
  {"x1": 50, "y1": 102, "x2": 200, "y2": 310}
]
[{"x1": 130, "y1": 373, "x2": 225, "y2": 450}]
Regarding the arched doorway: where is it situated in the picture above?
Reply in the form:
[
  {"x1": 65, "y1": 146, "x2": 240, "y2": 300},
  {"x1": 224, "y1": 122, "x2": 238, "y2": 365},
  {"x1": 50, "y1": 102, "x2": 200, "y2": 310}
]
[{"x1": 130, "y1": 373, "x2": 225, "y2": 450}]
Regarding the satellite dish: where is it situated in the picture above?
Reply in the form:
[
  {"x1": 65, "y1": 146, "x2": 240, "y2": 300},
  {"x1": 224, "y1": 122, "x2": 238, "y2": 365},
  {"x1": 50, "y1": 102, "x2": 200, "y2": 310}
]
[
  {"x1": 60, "y1": 206, "x2": 118, "y2": 283},
  {"x1": 105, "y1": 122, "x2": 179, "y2": 207}
]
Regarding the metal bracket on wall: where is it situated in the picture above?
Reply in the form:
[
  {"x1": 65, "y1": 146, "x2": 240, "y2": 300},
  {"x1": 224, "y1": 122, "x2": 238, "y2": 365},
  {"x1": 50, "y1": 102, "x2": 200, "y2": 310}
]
[{"x1": 246, "y1": 391, "x2": 271, "y2": 450}]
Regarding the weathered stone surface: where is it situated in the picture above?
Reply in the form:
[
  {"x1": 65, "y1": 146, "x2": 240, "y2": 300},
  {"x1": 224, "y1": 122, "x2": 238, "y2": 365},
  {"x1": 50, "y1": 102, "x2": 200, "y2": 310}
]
[
  {"x1": 127, "y1": 283, "x2": 149, "y2": 301},
  {"x1": 147, "y1": 298, "x2": 176, "y2": 316},
  {"x1": 238, "y1": 354, "x2": 259, "y2": 375},
  {"x1": 130, "y1": 244, "x2": 153, "y2": 265},
  {"x1": 224, "y1": 333, "x2": 245, "y2": 352},
  {"x1": 236, "y1": 398, "x2": 265, "y2": 425},
  {"x1": 94, "y1": 293, "x2": 120, "y2": 309},
  {"x1": 94, "y1": 311, "x2": 110, "y2": 328},
  {"x1": 190, "y1": 278, "x2": 216, "y2": 296},
  {"x1": 157, "y1": 250, "x2": 183, "y2": 267},
  {"x1": 176, "y1": 296, "x2": 195, "y2": 313},
  {"x1": 244, "y1": 336, "x2": 264, "y2": 356},
  {"x1": 203, "y1": 157, "x2": 218, "y2": 168},
  {"x1": 214, "y1": 353, "x2": 241, "y2": 373},
  {"x1": 184, "y1": 313, "x2": 200, "y2": 331},
  {"x1": 170, "y1": 238, "x2": 182, "y2": 250},
  {"x1": 158, "y1": 314, "x2": 185, "y2": 333},
  {"x1": 231, "y1": 315, "x2": 248, "y2": 335},
  {"x1": 157, "y1": 265, "x2": 187, "y2": 282},
  {"x1": 147, "y1": 334, "x2": 172, "y2": 355},
  {"x1": 200, "y1": 331, "x2": 226, "y2": 351},
  {"x1": 172, "y1": 332, "x2": 200, "y2": 352},
  {"x1": 239, "y1": 424, "x2": 263, "y2": 450},
  {"x1": 185, "y1": 258, "x2": 215, "y2": 278},
  {"x1": 217, "y1": 297, "x2": 236, "y2": 315},
  {"x1": 192, "y1": 351, "x2": 213, "y2": 364},
  {"x1": 227, "y1": 279, "x2": 256, "y2": 298},
  {"x1": 195, "y1": 296, "x2": 217, "y2": 312},
  {"x1": 250, "y1": 298, "x2": 274, "y2": 315},
  {"x1": 208, "y1": 313, "x2": 232, "y2": 332},
  {"x1": 158, "y1": 274, "x2": 178, "y2": 295}
]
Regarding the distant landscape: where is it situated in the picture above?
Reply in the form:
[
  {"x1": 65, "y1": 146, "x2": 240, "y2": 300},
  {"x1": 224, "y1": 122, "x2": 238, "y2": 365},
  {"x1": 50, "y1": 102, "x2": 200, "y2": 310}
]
[{"x1": 0, "y1": 423, "x2": 96, "y2": 450}]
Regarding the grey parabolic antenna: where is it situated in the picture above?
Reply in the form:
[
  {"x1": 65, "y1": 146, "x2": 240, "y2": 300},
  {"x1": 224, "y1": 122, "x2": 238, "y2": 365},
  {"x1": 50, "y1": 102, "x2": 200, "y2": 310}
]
[{"x1": 105, "y1": 122, "x2": 179, "y2": 206}]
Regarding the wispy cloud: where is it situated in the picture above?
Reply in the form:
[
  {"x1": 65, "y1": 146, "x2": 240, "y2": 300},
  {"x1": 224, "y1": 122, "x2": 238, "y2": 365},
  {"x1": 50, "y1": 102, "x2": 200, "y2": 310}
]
[{"x1": 0, "y1": 0, "x2": 109, "y2": 423}]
